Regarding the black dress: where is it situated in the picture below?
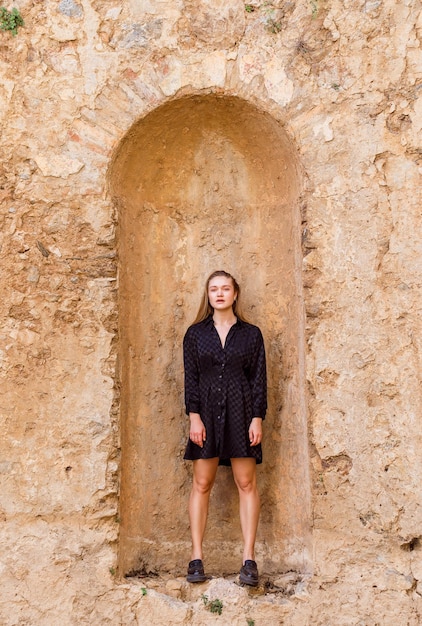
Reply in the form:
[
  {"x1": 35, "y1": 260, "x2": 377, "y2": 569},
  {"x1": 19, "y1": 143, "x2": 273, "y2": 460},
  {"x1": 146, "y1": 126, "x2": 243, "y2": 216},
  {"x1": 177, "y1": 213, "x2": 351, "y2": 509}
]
[{"x1": 183, "y1": 315, "x2": 267, "y2": 465}]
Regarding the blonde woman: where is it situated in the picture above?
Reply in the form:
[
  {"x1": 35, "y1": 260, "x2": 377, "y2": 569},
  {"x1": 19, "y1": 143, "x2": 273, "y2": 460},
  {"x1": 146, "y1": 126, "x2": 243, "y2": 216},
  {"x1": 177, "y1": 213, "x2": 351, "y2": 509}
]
[{"x1": 183, "y1": 270, "x2": 267, "y2": 586}]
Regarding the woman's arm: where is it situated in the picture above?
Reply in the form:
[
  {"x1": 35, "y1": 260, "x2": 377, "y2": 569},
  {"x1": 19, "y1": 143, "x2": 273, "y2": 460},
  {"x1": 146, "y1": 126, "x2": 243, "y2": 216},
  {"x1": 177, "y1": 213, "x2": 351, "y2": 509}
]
[
  {"x1": 184, "y1": 328, "x2": 207, "y2": 446},
  {"x1": 189, "y1": 412, "x2": 206, "y2": 447},
  {"x1": 249, "y1": 328, "x2": 267, "y2": 421},
  {"x1": 249, "y1": 417, "x2": 263, "y2": 446},
  {"x1": 183, "y1": 328, "x2": 201, "y2": 415}
]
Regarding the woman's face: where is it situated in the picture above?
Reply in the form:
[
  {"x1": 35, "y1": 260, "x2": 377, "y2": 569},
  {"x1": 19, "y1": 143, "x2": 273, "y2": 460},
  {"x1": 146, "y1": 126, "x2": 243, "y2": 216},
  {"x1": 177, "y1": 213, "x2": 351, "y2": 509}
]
[{"x1": 208, "y1": 275, "x2": 237, "y2": 312}]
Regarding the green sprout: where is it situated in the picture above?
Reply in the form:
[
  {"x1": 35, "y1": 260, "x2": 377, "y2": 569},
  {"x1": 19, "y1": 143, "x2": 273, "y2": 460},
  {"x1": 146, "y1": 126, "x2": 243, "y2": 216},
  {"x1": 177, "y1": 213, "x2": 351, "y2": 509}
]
[
  {"x1": 201, "y1": 594, "x2": 223, "y2": 615},
  {"x1": 0, "y1": 7, "x2": 24, "y2": 36},
  {"x1": 310, "y1": 0, "x2": 318, "y2": 18}
]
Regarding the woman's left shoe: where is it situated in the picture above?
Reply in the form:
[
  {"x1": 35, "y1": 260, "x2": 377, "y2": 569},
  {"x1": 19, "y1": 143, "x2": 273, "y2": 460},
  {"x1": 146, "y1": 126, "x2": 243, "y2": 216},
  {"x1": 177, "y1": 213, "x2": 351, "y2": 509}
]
[{"x1": 239, "y1": 559, "x2": 259, "y2": 586}]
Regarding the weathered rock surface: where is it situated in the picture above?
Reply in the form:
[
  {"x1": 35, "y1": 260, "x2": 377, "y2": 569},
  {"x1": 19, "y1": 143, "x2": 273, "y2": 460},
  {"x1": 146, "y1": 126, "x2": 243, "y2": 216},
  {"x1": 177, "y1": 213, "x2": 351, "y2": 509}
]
[{"x1": 0, "y1": 0, "x2": 421, "y2": 624}]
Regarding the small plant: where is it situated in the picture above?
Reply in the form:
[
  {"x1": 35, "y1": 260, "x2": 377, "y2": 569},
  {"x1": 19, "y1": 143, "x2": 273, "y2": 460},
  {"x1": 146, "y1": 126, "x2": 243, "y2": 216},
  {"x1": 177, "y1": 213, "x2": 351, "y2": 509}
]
[
  {"x1": 310, "y1": 0, "x2": 318, "y2": 18},
  {"x1": 141, "y1": 587, "x2": 147, "y2": 596},
  {"x1": 0, "y1": 7, "x2": 24, "y2": 36},
  {"x1": 245, "y1": 3, "x2": 283, "y2": 34},
  {"x1": 209, "y1": 599, "x2": 223, "y2": 615},
  {"x1": 265, "y1": 17, "x2": 282, "y2": 34},
  {"x1": 262, "y1": 4, "x2": 283, "y2": 34},
  {"x1": 109, "y1": 567, "x2": 116, "y2": 576},
  {"x1": 201, "y1": 594, "x2": 223, "y2": 615},
  {"x1": 247, "y1": 620, "x2": 255, "y2": 626}
]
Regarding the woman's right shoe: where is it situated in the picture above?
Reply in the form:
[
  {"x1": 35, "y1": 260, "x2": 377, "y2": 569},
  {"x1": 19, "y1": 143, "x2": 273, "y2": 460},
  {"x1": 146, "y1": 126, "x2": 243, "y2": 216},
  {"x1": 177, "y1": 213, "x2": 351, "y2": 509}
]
[{"x1": 186, "y1": 559, "x2": 207, "y2": 583}]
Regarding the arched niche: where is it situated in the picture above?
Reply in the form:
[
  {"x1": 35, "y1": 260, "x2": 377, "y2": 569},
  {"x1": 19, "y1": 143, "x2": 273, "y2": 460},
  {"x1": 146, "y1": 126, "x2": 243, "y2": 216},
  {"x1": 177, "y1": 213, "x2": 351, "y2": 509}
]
[{"x1": 109, "y1": 94, "x2": 312, "y2": 576}]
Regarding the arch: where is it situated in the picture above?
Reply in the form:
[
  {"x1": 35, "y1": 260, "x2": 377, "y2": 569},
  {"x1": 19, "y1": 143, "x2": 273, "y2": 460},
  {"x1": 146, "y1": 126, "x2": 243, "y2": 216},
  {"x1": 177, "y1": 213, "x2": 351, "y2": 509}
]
[{"x1": 109, "y1": 94, "x2": 312, "y2": 576}]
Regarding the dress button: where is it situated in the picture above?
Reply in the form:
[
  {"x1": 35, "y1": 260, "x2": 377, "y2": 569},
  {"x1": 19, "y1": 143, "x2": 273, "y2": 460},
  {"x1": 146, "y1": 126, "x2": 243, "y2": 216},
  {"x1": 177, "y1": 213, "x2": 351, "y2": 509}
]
[{"x1": 217, "y1": 415, "x2": 221, "y2": 420}]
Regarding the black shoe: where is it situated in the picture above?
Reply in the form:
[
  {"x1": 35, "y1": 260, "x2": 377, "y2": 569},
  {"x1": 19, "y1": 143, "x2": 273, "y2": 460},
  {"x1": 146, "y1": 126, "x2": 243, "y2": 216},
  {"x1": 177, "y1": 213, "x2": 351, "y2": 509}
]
[
  {"x1": 187, "y1": 559, "x2": 207, "y2": 583},
  {"x1": 239, "y1": 559, "x2": 259, "y2": 586}
]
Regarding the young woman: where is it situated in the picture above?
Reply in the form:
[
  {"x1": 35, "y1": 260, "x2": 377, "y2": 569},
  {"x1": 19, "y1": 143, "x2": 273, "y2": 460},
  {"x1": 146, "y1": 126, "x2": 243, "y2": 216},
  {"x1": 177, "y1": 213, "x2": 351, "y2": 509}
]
[{"x1": 183, "y1": 270, "x2": 267, "y2": 586}]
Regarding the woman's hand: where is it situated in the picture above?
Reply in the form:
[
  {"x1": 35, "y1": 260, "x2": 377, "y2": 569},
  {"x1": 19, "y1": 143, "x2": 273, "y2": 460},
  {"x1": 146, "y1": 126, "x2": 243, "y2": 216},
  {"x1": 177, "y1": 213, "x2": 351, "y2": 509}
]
[
  {"x1": 189, "y1": 413, "x2": 206, "y2": 448},
  {"x1": 249, "y1": 417, "x2": 263, "y2": 446}
]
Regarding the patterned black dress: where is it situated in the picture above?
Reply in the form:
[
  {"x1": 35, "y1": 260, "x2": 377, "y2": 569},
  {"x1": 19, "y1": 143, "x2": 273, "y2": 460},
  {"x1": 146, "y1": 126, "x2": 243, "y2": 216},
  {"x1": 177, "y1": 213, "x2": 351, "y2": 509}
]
[{"x1": 183, "y1": 315, "x2": 267, "y2": 465}]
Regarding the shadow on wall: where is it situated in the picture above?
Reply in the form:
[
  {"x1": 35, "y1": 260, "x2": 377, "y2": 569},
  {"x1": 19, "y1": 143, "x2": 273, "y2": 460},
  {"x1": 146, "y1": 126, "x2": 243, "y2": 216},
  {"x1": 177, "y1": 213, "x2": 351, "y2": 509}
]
[{"x1": 108, "y1": 94, "x2": 311, "y2": 577}]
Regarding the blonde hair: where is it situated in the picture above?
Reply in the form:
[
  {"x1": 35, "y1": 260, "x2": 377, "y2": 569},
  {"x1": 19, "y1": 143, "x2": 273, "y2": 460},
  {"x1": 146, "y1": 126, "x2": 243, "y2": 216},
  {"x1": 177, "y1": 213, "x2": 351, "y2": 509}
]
[{"x1": 192, "y1": 270, "x2": 249, "y2": 324}]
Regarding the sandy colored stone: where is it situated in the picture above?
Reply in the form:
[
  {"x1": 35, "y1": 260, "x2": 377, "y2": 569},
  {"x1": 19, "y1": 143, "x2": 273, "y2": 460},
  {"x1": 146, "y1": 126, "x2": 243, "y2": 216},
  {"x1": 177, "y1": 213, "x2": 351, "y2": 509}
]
[{"x1": 0, "y1": 0, "x2": 421, "y2": 624}]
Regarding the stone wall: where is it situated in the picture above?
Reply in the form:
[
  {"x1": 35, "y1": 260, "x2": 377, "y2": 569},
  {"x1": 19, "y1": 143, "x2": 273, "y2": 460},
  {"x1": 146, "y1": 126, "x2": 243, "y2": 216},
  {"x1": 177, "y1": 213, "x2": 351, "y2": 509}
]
[
  {"x1": 0, "y1": 0, "x2": 421, "y2": 624},
  {"x1": 111, "y1": 93, "x2": 311, "y2": 578}
]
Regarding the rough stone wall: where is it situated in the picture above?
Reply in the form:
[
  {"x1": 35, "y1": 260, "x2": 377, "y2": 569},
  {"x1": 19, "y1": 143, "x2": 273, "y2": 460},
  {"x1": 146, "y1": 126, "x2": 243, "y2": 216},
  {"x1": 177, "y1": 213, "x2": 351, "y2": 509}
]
[
  {"x1": 111, "y1": 94, "x2": 311, "y2": 578},
  {"x1": 0, "y1": 0, "x2": 421, "y2": 624}
]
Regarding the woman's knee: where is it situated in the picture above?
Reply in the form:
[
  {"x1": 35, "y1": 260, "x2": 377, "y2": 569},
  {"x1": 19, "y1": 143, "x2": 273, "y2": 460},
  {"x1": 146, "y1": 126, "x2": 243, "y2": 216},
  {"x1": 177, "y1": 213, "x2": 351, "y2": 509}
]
[
  {"x1": 192, "y1": 459, "x2": 218, "y2": 494},
  {"x1": 232, "y1": 467, "x2": 257, "y2": 493},
  {"x1": 231, "y1": 459, "x2": 257, "y2": 492},
  {"x1": 192, "y1": 474, "x2": 214, "y2": 494},
  {"x1": 234, "y1": 475, "x2": 256, "y2": 493}
]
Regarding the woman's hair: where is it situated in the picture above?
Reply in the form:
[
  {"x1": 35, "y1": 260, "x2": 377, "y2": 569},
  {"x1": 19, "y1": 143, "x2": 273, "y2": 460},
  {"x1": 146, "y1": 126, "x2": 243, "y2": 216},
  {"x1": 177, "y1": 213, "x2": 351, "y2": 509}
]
[{"x1": 192, "y1": 270, "x2": 249, "y2": 324}]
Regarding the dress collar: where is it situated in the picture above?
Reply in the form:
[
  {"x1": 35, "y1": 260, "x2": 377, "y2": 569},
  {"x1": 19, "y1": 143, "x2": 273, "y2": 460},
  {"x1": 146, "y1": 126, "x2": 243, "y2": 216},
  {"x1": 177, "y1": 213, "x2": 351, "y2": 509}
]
[{"x1": 204, "y1": 314, "x2": 242, "y2": 328}]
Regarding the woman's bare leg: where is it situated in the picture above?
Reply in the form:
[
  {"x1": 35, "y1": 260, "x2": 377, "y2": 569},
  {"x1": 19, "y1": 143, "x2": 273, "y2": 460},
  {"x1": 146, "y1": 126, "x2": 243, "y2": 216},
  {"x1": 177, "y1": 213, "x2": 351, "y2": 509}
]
[
  {"x1": 189, "y1": 458, "x2": 219, "y2": 560},
  {"x1": 231, "y1": 458, "x2": 260, "y2": 563}
]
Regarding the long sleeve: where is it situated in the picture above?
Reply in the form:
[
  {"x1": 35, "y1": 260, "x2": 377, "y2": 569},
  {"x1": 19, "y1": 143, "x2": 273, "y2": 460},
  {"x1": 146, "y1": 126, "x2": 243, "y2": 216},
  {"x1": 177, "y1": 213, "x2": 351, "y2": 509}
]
[
  {"x1": 249, "y1": 328, "x2": 267, "y2": 419},
  {"x1": 183, "y1": 327, "x2": 201, "y2": 415}
]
